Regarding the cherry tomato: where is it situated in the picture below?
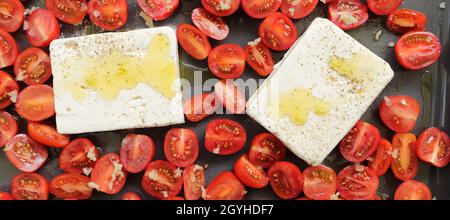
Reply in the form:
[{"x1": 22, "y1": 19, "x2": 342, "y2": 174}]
[
  {"x1": 391, "y1": 133, "x2": 418, "y2": 181},
  {"x1": 387, "y1": 9, "x2": 427, "y2": 34},
  {"x1": 214, "y1": 80, "x2": 246, "y2": 114},
  {"x1": 0, "y1": 0, "x2": 24, "y2": 32},
  {"x1": 87, "y1": 0, "x2": 127, "y2": 31},
  {"x1": 120, "y1": 133, "x2": 155, "y2": 173},
  {"x1": 164, "y1": 128, "x2": 199, "y2": 167},
  {"x1": 395, "y1": 31, "x2": 441, "y2": 70},
  {"x1": 26, "y1": 8, "x2": 60, "y2": 47},
  {"x1": 0, "y1": 70, "x2": 19, "y2": 110},
  {"x1": 337, "y1": 165, "x2": 379, "y2": 200},
  {"x1": 394, "y1": 180, "x2": 432, "y2": 200},
  {"x1": 5, "y1": 134, "x2": 48, "y2": 172},
  {"x1": 191, "y1": 7, "x2": 229, "y2": 40},
  {"x1": 0, "y1": 29, "x2": 19, "y2": 68},
  {"x1": 45, "y1": 0, "x2": 88, "y2": 25},
  {"x1": 0, "y1": 110, "x2": 18, "y2": 147},
  {"x1": 137, "y1": 0, "x2": 179, "y2": 21},
  {"x1": 339, "y1": 120, "x2": 381, "y2": 163},
  {"x1": 50, "y1": 173, "x2": 92, "y2": 200},
  {"x1": 205, "y1": 171, "x2": 246, "y2": 200},
  {"x1": 248, "y1": 132, "x2": 286, "y2": 168},
  {"x1": 416, "y1": 127, "x2": 450, "y2": 167},
  {"x1": 59, "y1": 138, "x2": 99, "y2": 174},
  {"x1": 27, "y1": 122, "x2": 70, "y2": 148},
  {"x1": 205, "y1": 118, "x2": 247, "y2": 155},
  {"x1": 183, "y1": 164, "x2": 205, "y2": 200},
  {"x1": 281, "y1": 0, "x2": 318, "y2": 19},
  {"x1": 327, "y1": 0, "x2": 369, "y2": 31},
  {"x1": 15, "y1": 84, "x2": 55, "y2": 122},
  {"x1": 201, "y1": 0, "x2": 240, "y2": 17},
  {"x1": 0, "y1": 191, "x2": 13, "y2": 200},
  {"x1": 379, "y1": 96, "x2": 420, "y2": 133},
  {"x1": 303, "y1": 165, "x2": 337, "y2": 200},
  {"x1": 259, "y1": 12, "x2": 298, "y2": 51},
  {"x1": 176, "y1": 23, "x2": 211, "y2": 60},
  {"x1": 245, "y1": 39, "x2": 274, "y2": 76},
  {"x1": 368, "y1": 138, "x2": 394, "y2": 176},
  {"x1": 242, "y1": 0, "x2": 281, "y2": 19},
  {"x1": 11, "y1": 172, "x2": 49, "y2": 200},
  {"x1": 367, "y1": 0, "x2": 402, "y2": 15},
  {"x1": 141, "y1": 160, "x2": 183, "y2": 199},
  {"x1": 268, "y1": 161, "x2": 303, "y2": 199},
  {"x1": 234, "y1": 154, "x2": 269, "y2": 189},
  {"x1": 208, "y1": 44, "x2": 246, "y2": 79},
  {"x1": 90, "y1": 153, "x2": 127, "y2": 195},
  {"x1": 122, "y1": 192, "x2": 141, "y2": 200},
  {"x1": 183, "y1": 93, "x2": 216, "y2": 122},
  {"x1": 14, "y1": 47, "x2": 52, "y2": 85}
]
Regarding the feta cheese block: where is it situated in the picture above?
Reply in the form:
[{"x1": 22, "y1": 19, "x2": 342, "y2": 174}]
[
  {"x1": 246, "y1": 18, "x2": 394, "y2": 165},
  {"x1": 50, "y1": 27, "x2": 184, "y2": 134}
]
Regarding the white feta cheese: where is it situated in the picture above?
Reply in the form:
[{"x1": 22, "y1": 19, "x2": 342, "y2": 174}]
[{"x1": 86, "y1": 147, "x2": 97, "y2": 162}]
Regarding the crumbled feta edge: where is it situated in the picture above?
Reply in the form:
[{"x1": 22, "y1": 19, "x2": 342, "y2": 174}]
[
  {"x1": 108, "y1": 160, "x2": 125, "y2": 191},
  {"x1": 82, "y1": 167, "x2": 93, "y2": 176},
  {"x1": 86, "y1": 147, "x2": 97, "y2": 162},
  {"x1": 88, "y1": 182, "x2": 100, "y2": 191},
  {"x1": 174, "y1": 167, "x2": 182, "y2": 178},
  {"x1": 8, "y1": 91, "x2": 17, "y2": 103},
  {"x1": 247, "y1": 38, "x2": 261, "y2": 46}
]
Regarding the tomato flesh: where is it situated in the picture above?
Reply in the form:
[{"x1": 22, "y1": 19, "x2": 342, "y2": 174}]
[
  {"x1": 248, "y1": 132, "x2": 286, "y2": 168},
  {"x1": 242, "y1": 0, "x2": 281, "y2": 19},
  {"x1": 122, "y1": 192, "x2": 141, "y2": 200},
  {"x1": 368, "y1": 138, "x2": 394, "y2": 176},
  {"x1": 201, "y1": 0, "x2": 241, "y2": 17},
  {"x1": 268, "y1": 161, "x2": 303, "y2": 199},
  {"x1": 234, "y1": 154, "x2": 269, "y2": 189},
  {"x1": 281, "y1": 0, "x2": 319, "y2": 19},
  {"x1": 0, "y1": 29, "x2": 19, "y2": 68},
  {"x1": 395, "y1": 31, "x2": 441, "y2": 70},
  {"x1": 137, "y1": 0, "x2": 179, "y2": 21},
  {"x1": 205, "y1": 118, "x2": 247, "y2": 155},
  {"x1": 26, "y1": 8, "x2": 61, "y2": 47},
  {"x1": 367, "y1": 0, "x2": 402, "y2": 15},
  {"x1": 245, "y1": 40, "x2": 274, "y2": 76},
  {"x1": 328, "y1": 0, "x2": 369, "y2": 31},
  {"x1": 337, "y1": 165, "x2": 379, "y2": 200},
  {"x1": 5, "y1": 134, "x2": 48, "y2": 172},
  {"x1": 387, "y1": 9, "x2": 427, "y2": 34},
  {"x1": 11, "y1": 172, "x2": 49, "y2": 200},
  {"x1": 0, "y1": 0, "x2": 24, "y2": 32},
  {"x1": 205, "y1": 171, "x2": 246, "y2": 200},
  {"x1": 141, "y1": 160, "x2": 183, "y2": 199},
  {"x1": 0, "y1": 191, "x2": 13, "y2": 200},
  {"x1": 50, "y1": 173, "x2": 92, "y2": 200},
  {"x1": 208, "y1": 44, "x2": 246, "y2": 79},
  {"x1": 391, "y1": 133, "x2": 418, "y2": 181},
  {"x1": 90, "y1": 153, "x2": 127, "y2": 194},
  {"x1": 394, "y1": 180, "x2": 432, "y2": 200},
  {"x1": 416, "y1": 127, "x2": 450, "y2": 167},
  {"x1": 192, "y1": 7, "x2": 229, "y2": 40},
  {"x1": 303, "y1": 165, "x2": 337, "y2": 200},
  {"x1": 16, "y1": 84, "x2": 55, "y2": 122},
  {"x1": 27, "y1": 122, "x2": 70, "y2": 148},
  {"x1": 0, "y1": 70, "x2": 19, "y2": 110},
  {"x1": 87, "y1": 0, "x2": 128, "y2": 31},
  {"x1": 120, "y1": 133, "x2": 155, "y2": 173},
  {"x1": 59, "y1": 138, "x2": 99, "y2": 174},
  {"x1": 259, "y1": 12, "x2": 298, "y2": 51},
  {"x1": 339, "y1": 120, "x2": 381, "y2": 163},
  {"x1": 380, "y1": 96, "x2": 420, "y2": 133},
  {"x1": 183, "y1": 93, "x2": 216, "y2": 122},
  {"x1": 14, "y1": 47, "x2": 52, "y2": 85},
  {"x1": 176, "y1": 23, "x2": 211, "y2": 60},
  {"x1": 214, "y1": 79, "x2": 246, "y2": 114},
  {"x1": 183, "y1": 164, "x2": 205, "y2": 200},
  {"x1": 0, "y1": 110, "x2": 18, "y2": 147},
  {"x1": 164, "y1": 128, "x2": 199, "y2": 167},
  {"x1": 45, "y1": 0, "x2": 88, "y2": 24}
]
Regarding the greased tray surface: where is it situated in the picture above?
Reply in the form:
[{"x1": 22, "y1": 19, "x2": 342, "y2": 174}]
[{"x1": 0, "y1": 0, "x2": 449, "y2": 200}]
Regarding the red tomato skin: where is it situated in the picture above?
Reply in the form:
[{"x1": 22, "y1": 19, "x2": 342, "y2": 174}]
[
  {"x1": 416, "y1": 127, "x2": 450, "y2": 168},
  {"x1": 367, "y1": 0, "x2": 402, "y2": 15},
  {"x1": 176, "y1": 23, "x2": 211, "y2": 60},
  {"x1": 0, "y1": 29, "x2": 19, "y2": 68},
  {"x1": 87, "y1": 0, "x2": 128, "y2": 31},
  {"x1": 59, "y1": 138, "x2": 98, "y2": 174},
  {"x1": 0, "y1": 0, "x2": 25, "y2": 32},
  {"x1": 26, "y1": 8, "x2": 61, "y2": 47},
  {"x1": 15, "y1": 84, "x2": 55, "y2": 122},
  {"x1": 183, "y1": 164, "x2": 205, "y2": 200},
  {"x1": 11, "y1": 172, "x2": 49, "y2": 200},
  {"x1": 122, "y1": 192, "x2": 141, "y2": 200},
  {"x1": 0, "y1": 70, "x2": 19, "y2": 110},
  {"x1": 204, "y1": 118, "x2": 247, "y2": 155},
  {"x1": 141, "y1": 160, "x2": 183, "y2": 199},
  {"x1": 337, "y1": 165, "x2": 379, "y2": 200},
  {"x1": 248, "y1": 132, "x2": 286, "y2": 168},
  {"x1": 137, "y1": 0, "x2": 179, "y2": 21},
  {"x1": 49, "y1": 173, "x2": 92, "y2": 200},
  {"x1": 303, "y1": 165, "x2": 337, "y2": 200},
  {"x1": 280, "y1": 0, "x2": 319, "y2": 19},
  {"x1": 120, "y1": 133, "x2": 155, "y2": 173},
  {"x1": 395, "y1": 31, "x2": 441, "y2": 70},
  {"x1": 205, "y1": 171, "x2": 246, "y2": 200},
  {"x1": 368, "y1": 138, "x2": 394, "y2": 176},
  {"x1": 45, "y1": 0, "x2": 88, "y2": 25},
  {"x1": 268, "y1": 161, "x2": 304, "y2": 199},
  {"x1": 379, "y1": 96, "x2": 420, "y2": 133},
  {"x1": 394, "y1": 180, "x2": 432, "y2": 200},
  {"x1": 0, "y1": 192, "x2": 14, "y2": 200},
  {"x1": 213, "y1": 79, "x2": 246, "y2": 114},
  {"x1": 201, "y1": 0, "x2": 241, "y2": 17},
  {"x1": 27, "y1": 122, "x2": 70, "y2": 148},
  {"x1": 90, "y1": 153, "x2": 127, "y2": 195},
  {"x1": 191, "y1": 7, "x2": 229, "y2": 40},
  {"x1": 242, "y1": 0, "x2": 282, "y2": 19},
  {"x1": 387, "y1": 9, "x2": 427, "y2": 34},
  {"x1": 164, "y1": 128, "x2": 199, "y2": 167},
  {"x1": 339, "y1": 120, "x2": 381, "y2": 163},
  {"x1": 0, "y1": 110, "x2": 18, "y2": 147},
  {"x1": 5, "y1": 134, "x2": 48, "y2": 172},
  {"x1": 391, "y1": 133, "x2": 418, "y2": 181},
  {"x1": 327, "y1": 0, "x2": 369, "y2": 31},
  {"x1": 208, "y1": 44, "x2": 246, "y2": 79},
  {"x1": 234, "y1": 154, "x2": 269, "y2": 189},
  {"x1": 258, "y1": 12, "x2": 298, "y2": 51},
  {"x1": 245, "y1": 41, "x2": 274, "y2": 76},
  {"x1": 183, "y1": 93, "x2": 216, "y2": 122},
  {"x1": 14, "y1": 47, "x2": 52, "y2": 85}
]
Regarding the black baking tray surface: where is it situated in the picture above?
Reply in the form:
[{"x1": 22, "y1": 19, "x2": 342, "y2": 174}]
[{"x1": 0, "y1": 0, "x2": 449, "y2": 200}]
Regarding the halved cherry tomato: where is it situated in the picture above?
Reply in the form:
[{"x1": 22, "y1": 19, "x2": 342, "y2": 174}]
[
  {"x1": 137, "y1": 0, "x2": 179, "y2": 21},
  {"x1": 208, "y1": 44, "x2": 245, "y2": 79},
  {"x1": 0, "y1": 191, "x2": 13, "y2": 200},
  {"x1": 26, "y1": 8, "x2": 60, "y2": 47},
  {"x1": 328, "y1": 0, "x2": 368, "y2": 31},
  {"x1": 387, "y1": 9, "x2": 426, "y2": 34},
  {"x1": 281, "y1": 0, "x2": 318, "y2": 19},
  {"x1": 337, "y1": 164, "x2": 379, "y2": 200},
  {"x1": 0, "y1": 110, "x2": 17, "y2": 147},
  {"x1": 183, "y1": 93, "x2": 216, "y2": 122},
  {"x1": 0, "y1": 0, "x2": 24, "y2": 32},
  {"x1": 15, "y1": 84, "x2": 55, "y2": 122},
  {"x1": 268, "y1": 161, "x2": 303, "y2": 199},
  {"x1": 205, "y1": 171, "x2": 246, "y2": 200},
  {"x1": 14, "y1": 47, "x2": 52, "y2": 85},
  {"x1": 0, "y1": 29, "x2": 19, "y2": 68},
  {"x1": 367, "y1": 0, "x2": 402, "y2": 15},
  {"x1": 394, "y1": 180, "x2": 432, "y2": 200},
  {"x1": 234, "y1": 154, "x2": 269, "y2": 189},
  {"x1": 90, "y1": 153, "x2": 127, "y2": 195},
  {"x1": 176, "y1": 23, "x2": 211, "y2": 60},
  {"x1": 163, "y1": 196, "x2": 185, "y2": 200},
  {"x1": 11, "y1": 172, "x2": 48, "y2": 200},
  {"x1": 122, "y1": 192, "x2": 141, "y2": 200},
  {"x1": 245, "y1": 39, "x2": 274, "y2": 76},
  {"x1": 242, "y1": 0, "x2": 281, "y2": 19},
  {"x1": 45, "y1": 0, "x2": 88, "y2": 25},
  {"x1": 141, "y1": 160, "x2": 183, "y2": 199},
  {"x1": 303, "y1": 165, "x2": 337, "y2": 200},
  {"x1": 120, "y1": 133, "x2": 155, "y2": 173},
  {"x1": 379, "y1": 96, "x2": 420, "y2": 133},
  {"x1": 50, "y1": 173, "x2": 92, "y2": 200},
  {"x1": 201, "y1": 0, "x2": 240, "y2": 17},
  {"x1": 339, "y1": 120, "x2": 380, "y2": 163},
  {"x1": 259, "y1": 12, "x2": 298, "y2": 51},
  {"x1": 391, "y1": 133, "x2": 418, "y2": 181},
  {"x1": 214, "y1": 80, "x2": 246, "y2": 114},
  {"x1": 5, "y1": 134, "x2": 48, "y2": 172},
  {"x1": 0, "y1": 70, "x2": 19, "y2": 109},
  {"x1": 368, "y1": 138, "x2": 394, "y2": 176},
  {"x1": 59, "y1": 138, "x2": 99, "y2": 174},
  {"x1": 87, "y1": 0, "x2": 127, "y2": 31},
  {"x1": 27, "y1": 122, "x2": 70, "y2": 148},
  {"x1": 183, "y1": 164, "x2": 205, "y2": 200},
  {"x1": 248, "y1": 132, "x2": 286, "y2": 168},
  {"x1": 416, "y1": 127, "x2": 450, "y2": 168},
  {"x1": 395, "y1": 31, "x2": 441, "y2": 70},
  {"x1": 191, "y1": 7, "x2": 229, "y2": 40},
  {"x1": 164, "y1": 128, "x2": 199, "y2": 167},
  {"x1": 205, "y1": 118, "x2": 247, "y2": 155}
]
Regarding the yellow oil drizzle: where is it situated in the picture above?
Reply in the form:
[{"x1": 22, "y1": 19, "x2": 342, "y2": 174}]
[{"x1": 61, "y1": 34, "x2": 177, "y2": 101}]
